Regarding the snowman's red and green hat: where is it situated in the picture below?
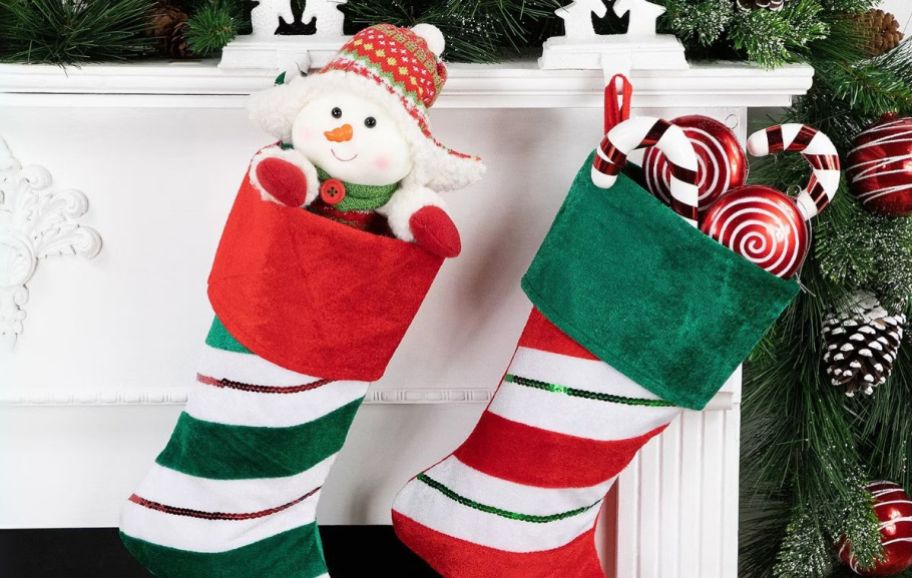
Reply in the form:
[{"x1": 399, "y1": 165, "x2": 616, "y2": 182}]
[{"x1": 249, "y1": 23, "x2": 484, "y2": 192}]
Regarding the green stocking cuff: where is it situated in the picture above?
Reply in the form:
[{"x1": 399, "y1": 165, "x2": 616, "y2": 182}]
[{"x1": 521, "y1": 152, "x2": 799, "y2": 410}]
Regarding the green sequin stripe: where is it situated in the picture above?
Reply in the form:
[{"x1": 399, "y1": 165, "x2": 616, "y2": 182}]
[
  {"x1": 504, "y1": 374, "x2": 676, "y2": 408},
  {"x1": 416, "y1": 473, "x2": 600, "y2": 524}
]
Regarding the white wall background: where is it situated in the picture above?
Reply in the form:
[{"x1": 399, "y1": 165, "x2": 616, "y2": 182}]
[{"x1": 883, "y1": 0, "x2": 912, "y2": 31}]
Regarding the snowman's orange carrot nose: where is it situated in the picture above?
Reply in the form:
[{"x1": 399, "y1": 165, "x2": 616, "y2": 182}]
[{"x1": 324, "y1": 124, "x2": 353, "y2": 142}]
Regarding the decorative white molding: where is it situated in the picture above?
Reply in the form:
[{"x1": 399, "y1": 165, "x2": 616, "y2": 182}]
[
  {"x1": 219, "y1": 35, "x2": 349, "y2": 73},
  {"x1": 0, "y1": 60, "x2": 814, "y2": 109},
  {"x1": 0, "y1": 387, "x2": 493, "y2": 407},
  {"x1": 0, "y1": 387, "x2": 735, "y2": 409},
  {"x1": 0, "y1": 138, "x2": 102, "y2": 348}
]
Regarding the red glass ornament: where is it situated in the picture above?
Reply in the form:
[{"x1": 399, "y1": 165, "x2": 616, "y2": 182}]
[
  {"x1": 644, "y1": 115, "x2": 747, "y2": 215},
  {"x1": 700, "y1": 185, "x2": 809, "y2": 279},
  {"x1": 839, "y1": 481, "x2": 912, "y2": 576},
  {"x1": 847, "y1": 114, "x2": 912, "y2": 216}
]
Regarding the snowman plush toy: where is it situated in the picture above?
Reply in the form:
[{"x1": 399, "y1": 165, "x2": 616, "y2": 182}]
[
  {"x1": 119, "y1": 23, "x2": 483, "y2": 578},
  {"x1": 248, "y1": 22, "x2": 482, "y2": 255}
]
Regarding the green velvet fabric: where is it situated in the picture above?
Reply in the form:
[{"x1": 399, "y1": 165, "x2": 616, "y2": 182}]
[
  {"x1": 205, "y1": 316, "x2": 250, "y2": 354},
  {"x1": 522, "y1": 152, "x2": 799, "y2": 410},
  {"x1": 120, "y1": 524, "x2": 327, "y2": 578}
]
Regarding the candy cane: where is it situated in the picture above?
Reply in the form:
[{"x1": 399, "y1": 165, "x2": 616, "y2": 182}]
[
  {"x1": 746, "y1": 123, "x2": 841, "y2": 221},
  {"x1": 592, "y1": 117, "x2": 700, "y2": 227}
]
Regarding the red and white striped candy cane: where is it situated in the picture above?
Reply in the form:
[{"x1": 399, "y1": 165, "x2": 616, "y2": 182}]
[
  {"x1": 592, "y1": 117, "x2": 700, "y2": 227},
  {"x1": 747, "y1": 123, "x2": 841, "y2": 220}
]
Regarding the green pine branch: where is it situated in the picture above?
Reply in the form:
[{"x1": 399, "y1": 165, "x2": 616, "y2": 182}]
[
  {"x1": 186, "y1": 0, "x2": 241, "y2": 57},
  {"x1": 0, "y1": 0, "x2": 154, "y2": 64}
]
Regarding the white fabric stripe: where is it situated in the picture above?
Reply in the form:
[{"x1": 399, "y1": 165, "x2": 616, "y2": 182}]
[
  {"x1": 198, "y1": 345, "x2": 326, "y2": 387},
  {"x1": 509, "y1": 346, "x2": 666, "y2": 401},
  {"x1": 425, "y1": 456, "x2": 615, "y2": 515},
  {"x1": 488, "y1": 378, "x2": 680, "y2": 441},
  {"x1": 184, "y1": 379, "x2": 368, "y2": 428},
  {"x1": 392, "y1": 478, "x2": 600, "y2": 553},
  {"x1": 120, "y1": 489, "x2": 321, "y2": 553},
  {"x1": 133, "y1": 454, "x2": 337, "y2": 514}
]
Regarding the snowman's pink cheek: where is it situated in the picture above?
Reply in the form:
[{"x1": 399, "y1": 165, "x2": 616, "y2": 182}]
[
  {"x1": 295, "y1": 127, "x2": 315, "y2": 141},
  {"x1": 373, "y1": 155, "x2": 392, "y2": 170}
]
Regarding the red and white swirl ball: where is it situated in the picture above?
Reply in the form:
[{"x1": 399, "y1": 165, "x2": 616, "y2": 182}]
[
  {"x1": 644, "y1": 115, "x2": 747, "y2": 215},
  {"x1": 839, "y1": 481, "x2": 912, "y2": 576},
  {"x1": 847, "y1": 115, "x2": 912, "y2": 216},
  {"x1": 700, "y1": 185, "x2": 809, "y2": 279}
]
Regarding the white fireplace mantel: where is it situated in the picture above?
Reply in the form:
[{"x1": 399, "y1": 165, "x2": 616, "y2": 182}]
[
  {"x1": 0, "y1": 59, "x2": 812, "y2": 109},
  {"x1": 0, "y1": 59, "x2": 813, "y2": 578}
]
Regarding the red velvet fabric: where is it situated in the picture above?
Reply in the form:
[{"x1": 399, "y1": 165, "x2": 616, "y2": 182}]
[
  {"x1": 208, "y1": 176, "x2": 444, "y2": 381},
  {"x1": 518, "y1": 308, "x2": 600, "y2": 360},
  {"x1": 454, "y1": 411, "x2": 667, "y2": 488},
  {"x1": 392, "y1": 511, "x2": 606, "y2": 578}
]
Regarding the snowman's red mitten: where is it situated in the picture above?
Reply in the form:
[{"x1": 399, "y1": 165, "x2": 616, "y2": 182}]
[
  {"x1": 379, "y1": 185, "x2": 460, "y2": 258},
  {"x1": 249, "y1": 146, "x2": 319, "y2": 208},
  {"x1": 410, "y1": 206, "x2": 462, "y2": 258}
]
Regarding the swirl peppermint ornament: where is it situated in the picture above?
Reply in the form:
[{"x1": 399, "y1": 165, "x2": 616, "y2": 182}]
[
  {"x1": 592, "y1": 116, "x2": 699, "y2": 227},
  {"x1": 702, "y1": 124, "x2": 841, "y2": 278},
  {"x1": 847, "y1": 114, "x2": 912, "y2": 216},
  {"x1": 643, "y1": 115, "x2": 747, "y2": 215},
  {"x1": 701, "y1": 186, "x2": 809, "y2": 278}
]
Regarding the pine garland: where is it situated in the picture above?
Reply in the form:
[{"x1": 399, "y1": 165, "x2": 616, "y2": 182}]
[
  {"x1": 186, "y1": 0, "x2": 241, "y2": 57},
  {"x1": 738, "y1": 15, "x2": 912, "y2": 572},
  {"x1": 0, "y1": 0, "x2": 154, "y2": 64}
]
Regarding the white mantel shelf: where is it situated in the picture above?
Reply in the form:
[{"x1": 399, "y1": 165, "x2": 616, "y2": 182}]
[{"x1": 0, "y1": 59, "x2": 814, "y2": 109}]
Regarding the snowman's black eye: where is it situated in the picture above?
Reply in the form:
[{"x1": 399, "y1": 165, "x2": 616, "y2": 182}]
[
  {"x1": 331, "y1": 107, "x2": 342, "y2": 119},
  {"x1": 364, "y1": 116, "x2": 377, "y2": 128}
]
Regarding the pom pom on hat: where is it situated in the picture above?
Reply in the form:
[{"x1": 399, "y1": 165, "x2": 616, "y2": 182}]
[{"x1": 411, "y1": 23, "x2": 445, "y2": 58}]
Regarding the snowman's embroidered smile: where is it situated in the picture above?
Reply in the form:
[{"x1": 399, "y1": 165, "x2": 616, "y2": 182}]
[{"x1": 331, "y1": 149, "x2": 359, "y2": 162}]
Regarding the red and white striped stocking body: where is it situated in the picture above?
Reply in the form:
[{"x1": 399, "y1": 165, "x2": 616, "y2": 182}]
[{"x1": 392, "y1": 308, "x2": 682, "y2": 577}]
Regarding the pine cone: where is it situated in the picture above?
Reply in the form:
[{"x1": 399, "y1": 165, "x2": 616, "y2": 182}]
[
  {"x1": 858, "y1": 9, "x2": 904, "y2": 57},
  {"x1": 822, "y1": 292, "x2": 906, "y2": 397},
  {"x1": 737, "y1": 0, "x2": 785, "y2": 10},
  {"x1": 147, "y1": 2, "x2": 190, "y2": 59}
]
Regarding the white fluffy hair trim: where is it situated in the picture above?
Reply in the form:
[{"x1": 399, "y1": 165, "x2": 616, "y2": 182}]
[{"x1": 377, "y1": 185, "x2": 449, "y2": 243}]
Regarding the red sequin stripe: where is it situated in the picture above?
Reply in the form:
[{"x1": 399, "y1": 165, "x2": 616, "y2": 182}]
[
  {"x1": 128, "y1": 486, "x2": 320, "y2": 521},
  {"x1": 787, "y1": 125, "x2": 818, "y2": 151},
  {"x1": 196, "y1": 373, "x2": 334, "y2": 394},
  {"x1": 803, "y1": 154, "x2": 840, "y2": 171}
]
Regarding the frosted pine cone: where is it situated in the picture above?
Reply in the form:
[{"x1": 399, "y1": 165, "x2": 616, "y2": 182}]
[{"x1": 822, "y1": 292, "x2": 905, "y2": 397}]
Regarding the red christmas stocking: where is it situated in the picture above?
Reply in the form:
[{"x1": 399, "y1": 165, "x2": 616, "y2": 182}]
[{"x1": 391, "y1": 155, "x2": 800, "y2": 577}]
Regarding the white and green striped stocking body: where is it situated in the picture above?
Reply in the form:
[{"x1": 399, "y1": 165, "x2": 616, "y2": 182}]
[{"x1": 119, "y1": 317, "x2": 367, "y2": 578}]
